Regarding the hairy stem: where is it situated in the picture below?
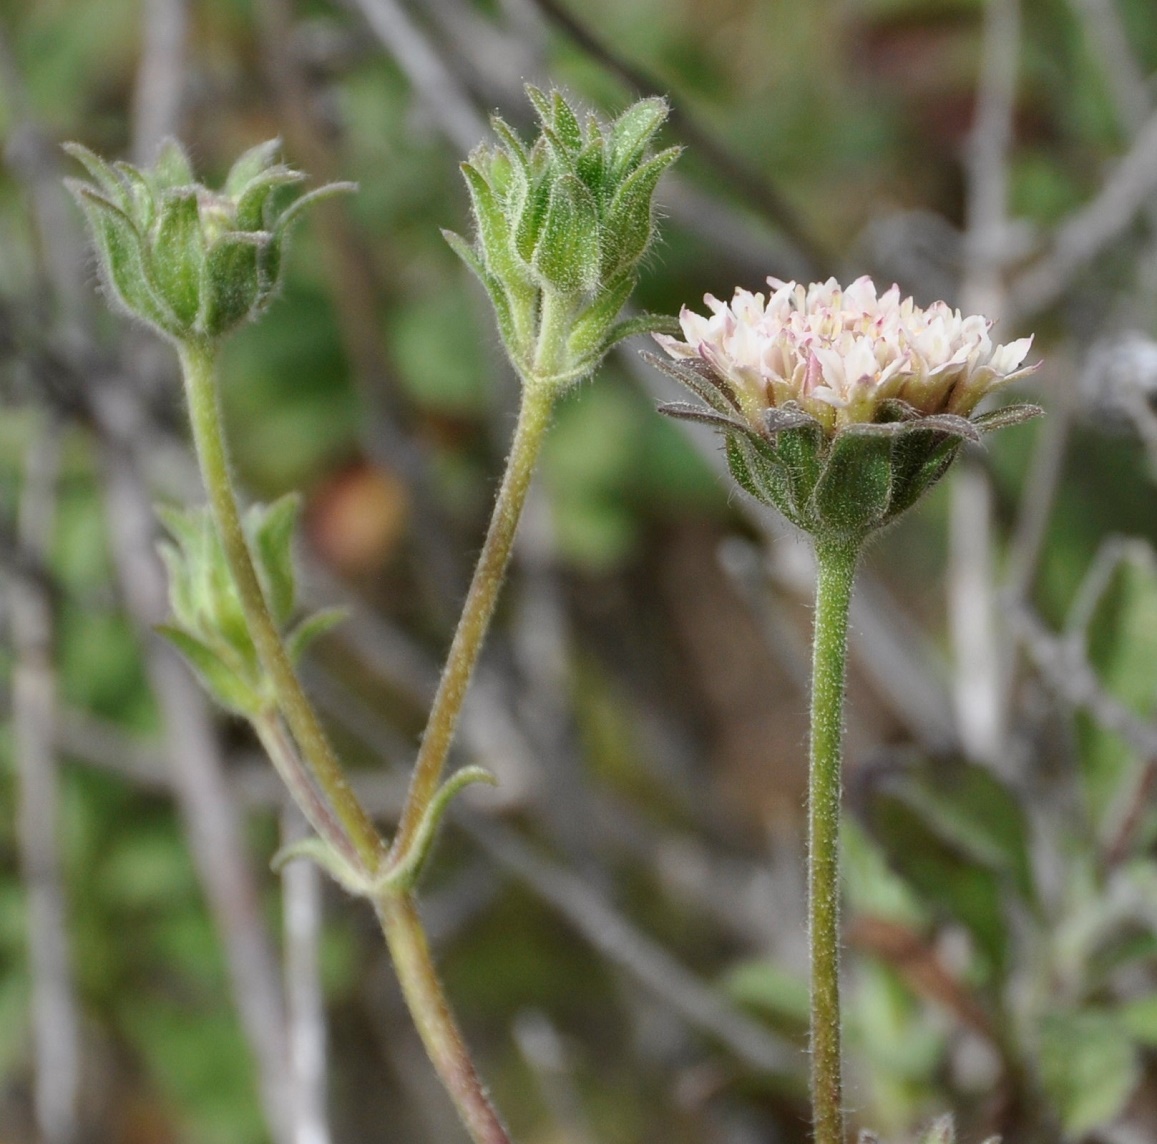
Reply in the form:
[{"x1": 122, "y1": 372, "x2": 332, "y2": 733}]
[
  {"x1": 808, "y1": 538, "x2": 859, "y2": 1144},
  {"x1": 377, "y1": 893, "x2": 512, "y2": 1144},
  {"x1": 389, "y1": 384, "x2": 554, "y2": 864},
  {"x1": 179, "y1": 340, "x2": 385, "y2": 871},
  {"x1": 252, "y1": 709, "x2": 361, "y2": 871}
]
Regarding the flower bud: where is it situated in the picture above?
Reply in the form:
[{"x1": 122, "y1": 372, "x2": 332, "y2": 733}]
[
  {"x1": 65, "y1": 137, "x2": 352, "y2": 345},
  {"x1": 650, "y1": 277, "x2": 1042, "y2": 543},
  {"x1": 157, "y1": 496, "x2": 344, "y2": 716},
  {"x1": 443, "y1": 87, "x2": 680, "y2": 388}
]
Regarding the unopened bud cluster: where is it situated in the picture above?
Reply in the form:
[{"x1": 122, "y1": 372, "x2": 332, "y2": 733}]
[
  {"x1": 65, "y1": 137, "x2": 350, "y2": 344},
  {"x1": 444, "y1": 87, "x2": 680, "y2": 388},
  {"x1": 157, "y1": 497, "x2": 343, "y2": 717},
  {"x1": 650, "y1": 277, "x2": 1041, "y2": 544}
]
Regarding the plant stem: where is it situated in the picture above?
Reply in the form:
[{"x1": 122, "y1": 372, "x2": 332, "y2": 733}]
[
  {"x1": 808, "y1": 537, "x2": 859, "y2": 1144},
  {"x1": 253, "y1": 708, "x2": 362, "y2": 871},
  {"x1": 389, "y1": 384, "x2": 554, "y2": 864},
  {"x1": 181, "y1": 340, "x2": 511, "y2": 1144},
  {"x1": 376, "y1": 892, "x2": 512, "y2": 1144},
  {"x1": 179, "y1": 340, "x2": 385, "y2": 872}
]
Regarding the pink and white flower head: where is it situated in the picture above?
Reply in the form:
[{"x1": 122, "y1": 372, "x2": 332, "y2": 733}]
[{"x1": 654, "y1": 276, "x2": 1038, "y2": 435}]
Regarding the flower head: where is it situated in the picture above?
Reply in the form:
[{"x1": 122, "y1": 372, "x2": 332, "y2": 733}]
[
  {"x1": 648, "y1": 276, "x2": 1042, "y2": 543},
  {"x1": 444, "y1": 87, "x2": 680, "y2": 389},
  {"x1": 655, "y1": 276, "x2": 1037, "y2": 434},
  {"x1": 65, "y1": 137, "x2": 352, "y2": 344}
]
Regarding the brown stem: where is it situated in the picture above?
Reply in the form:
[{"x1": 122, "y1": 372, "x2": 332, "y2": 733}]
[{"x1": 376, "y1": 892, "x2": 512, "y2": 1144}]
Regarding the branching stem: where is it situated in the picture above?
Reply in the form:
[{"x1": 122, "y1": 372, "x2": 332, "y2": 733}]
[
  {"x1": 180, "y1": 340, "x2": 385, "y2": 871},
  {"x1": 389, "y1": 383, "x2": 554, "y2": 864}
]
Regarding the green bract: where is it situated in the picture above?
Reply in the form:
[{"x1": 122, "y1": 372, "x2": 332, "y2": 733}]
[
  {"x1": 651, "y1": 349, "x2": 1041, "y2": 544},
  {"x1": 64, "y1": 137, "x2": 351, "y2": 344},
  {"x1": 443, "y1": 87, "x2": 681, "y2": 389},
  {"x1": 157, "y1": 496, "x2": 344, "y2": 717}
]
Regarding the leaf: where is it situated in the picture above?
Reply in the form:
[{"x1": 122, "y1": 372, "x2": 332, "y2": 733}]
[
  {"x1": 285, "y1": 608, "x2": 348, "y2": 663},
  {"x1": 810, "y1": 430, "x2": 893, "y2": 539},
  {"x1": 62, "y1": 142, "x2": 131, "y2": 210},
  {"x1": 722, "y1": 959, "x2": 810, "y2": 1033},
  {"x1": 67, "y1": 185, "x2": 175, "y2": 334},
  {"x1": 533, "y1": 173, "x2": 601, "y2": 294},
  {"x1": 600, "y1": 146, "x2": 680, "y2": 280},
  {"x1": 224, "y1": 138, "x2": 283, "y2": 196},
  {"x1": 565, "y1": 274, "x2": 636, "y2": 361},
  {"x1": 1038, "y1": 1010, "x2": 1139, "y2": 1136},
  {"x1": 156, "y1": 625, "x2": 260, "y2": 716},
  {"x1": 202, "y1": 234, "x2": 265, "y2": 335},
  {"x1": 151, "y1": 189, "x2": 206, "y2": 327},
  {"x1": 150, "y1": 137, "x2": 195, "y2": 190},
  {"x1": 859, "y1": 789, "x2": 1009, "y2": 973},
  {"x1": 550, "y1": 90, "x2": 583, "y2": 152},
  {"x1": 972, "y1": 402, "x2": 1043, "y2": 434},
  {"x1": 884, "y1": 759, "x2": 1035, "y2": 904},
  {"x1": 608, "y1": 97, "x2": 669, "y2": 179},
  {"x1": 249, "y1": 494, "x2": 300, "y2": 626}
]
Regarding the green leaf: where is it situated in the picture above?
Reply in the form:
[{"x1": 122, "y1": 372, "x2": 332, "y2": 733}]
[
  {"x1": 725, "y1": 434, "x2": 801, "y2": 525},
  {"x1": 533, "y1": 173, "x2": 601, "y2": 294},
  {"x1": 62, "y1": 142, "x2": 131, "y2": 210},
  {"x1": 285, "y1": 608, "x2": 348, "y2": 664},
  {"x1": 550, "y1": 90, "x2": 584, "y2": 152},
  {"x1": 722, "y1": 959, "x2": 809, "y2": 1033},
  {"x1": 150, "y1": 137, "x2": 195, "y2": 190},
  {"x1": 608, "y1": 97, "x2": 669, "y2": 179},
  {"x1": 513, "y1": 173, "x2": 551, "y2": 265},
  {"x1": 1038, "y1": 1010, "x2": 1139, "y2": 1136},
  {"x1": 884, "y1": 759, "x2": 1035, "y2": 904},
  {"x1": 462, "y1": 161, "x2": 523, "y2": 284},
  {"x1": 224, "y1": 138, "x2": 284, "y2": 196},
  {"x1": 157, "y1": 625, "x2": 260, "y2": 716},
  {"x1": 600, "y1": 147, "x2": 680, "y2": 280},
  {"x1": 151, "y1": 189, "x2": 206, "y2": 328},
  {"x1": 810, "y1": 429, "x2": 894, "y2": 539},
  {"x1": 68, "y1": 185, "x2": 175, "y2": 334},
  {"x1": 202, "y1": 234, "x2": 265, "y2": 336},
  {"x1": 234, "y1": 166, "x2": 308, "y2": 231},
  {"x1": 565, "y1": 274, "x2": 636, "y2": 360},
  {"x1": 250, "y1": 494, "x2": 300, "y2": 626},
  {"x1": 860, "y1": 790, "x2": 1009, "y2": 973}
]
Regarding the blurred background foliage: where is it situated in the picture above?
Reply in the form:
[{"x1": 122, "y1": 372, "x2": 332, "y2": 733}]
[{"x1": 2, "y1": 0, "x2": 1157, "y2": 1142}]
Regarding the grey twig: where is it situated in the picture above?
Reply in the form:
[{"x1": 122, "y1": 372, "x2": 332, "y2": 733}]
[
  {"x1": 1010, "y1": 103, "x2": 1157, "y2": 320},
  {"x1": 950, "y1": 0, "x2": 1023, "y2": 768},
  {"x1": 340, "y1": 0, "x2": 486, "y2": 154},
  {"x1": 1067, "y1": 0, "x2": 1152, "y2": 139},
  {"x1": 522, "y1": 0, "x2": 832, "y2": 276},
  {"x1": 9, "y1": 424, "x2": 81, "y2": 1144},
  {"x1": 281, "y1": 807, "x2": 334, "y2": 1144},
  {"x1": 465, "y1": 819, "x2": 800, "y2": 1077},
  {"x1": 131, "y1": 0, "x2": 188, "y2": 163}
]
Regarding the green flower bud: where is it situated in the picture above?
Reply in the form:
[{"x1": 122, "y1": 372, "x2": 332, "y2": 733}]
[
  {"x1": 651, "y1": 277, "x2": 1042, "y2": 544},
  {"x1": 443, "y1": 87, "x2": 681, "y2": 388},
  {"x1": 64, "y1": 137, "x2": 352, "y2": 345},
  {"x1": 156, "y1": 496, "x2": 344, "y2": 717}
]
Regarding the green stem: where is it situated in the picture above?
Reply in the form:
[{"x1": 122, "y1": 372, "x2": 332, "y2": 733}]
[
  {"x1": 376, "y1": 893, "x2": 512, "y2": 1144},
  {"x1": 808, "y1": 538, "x2": 859, "y2": 1144},
  {"x1": 389, "y1": 384, "x2": 554, "y2": 865},
  {"x1": 179, "y1": 340, "x2": 385, "y2": 872},
  {"x1": 252, "y1": 709, "x2": 361, "y2": 871}
]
